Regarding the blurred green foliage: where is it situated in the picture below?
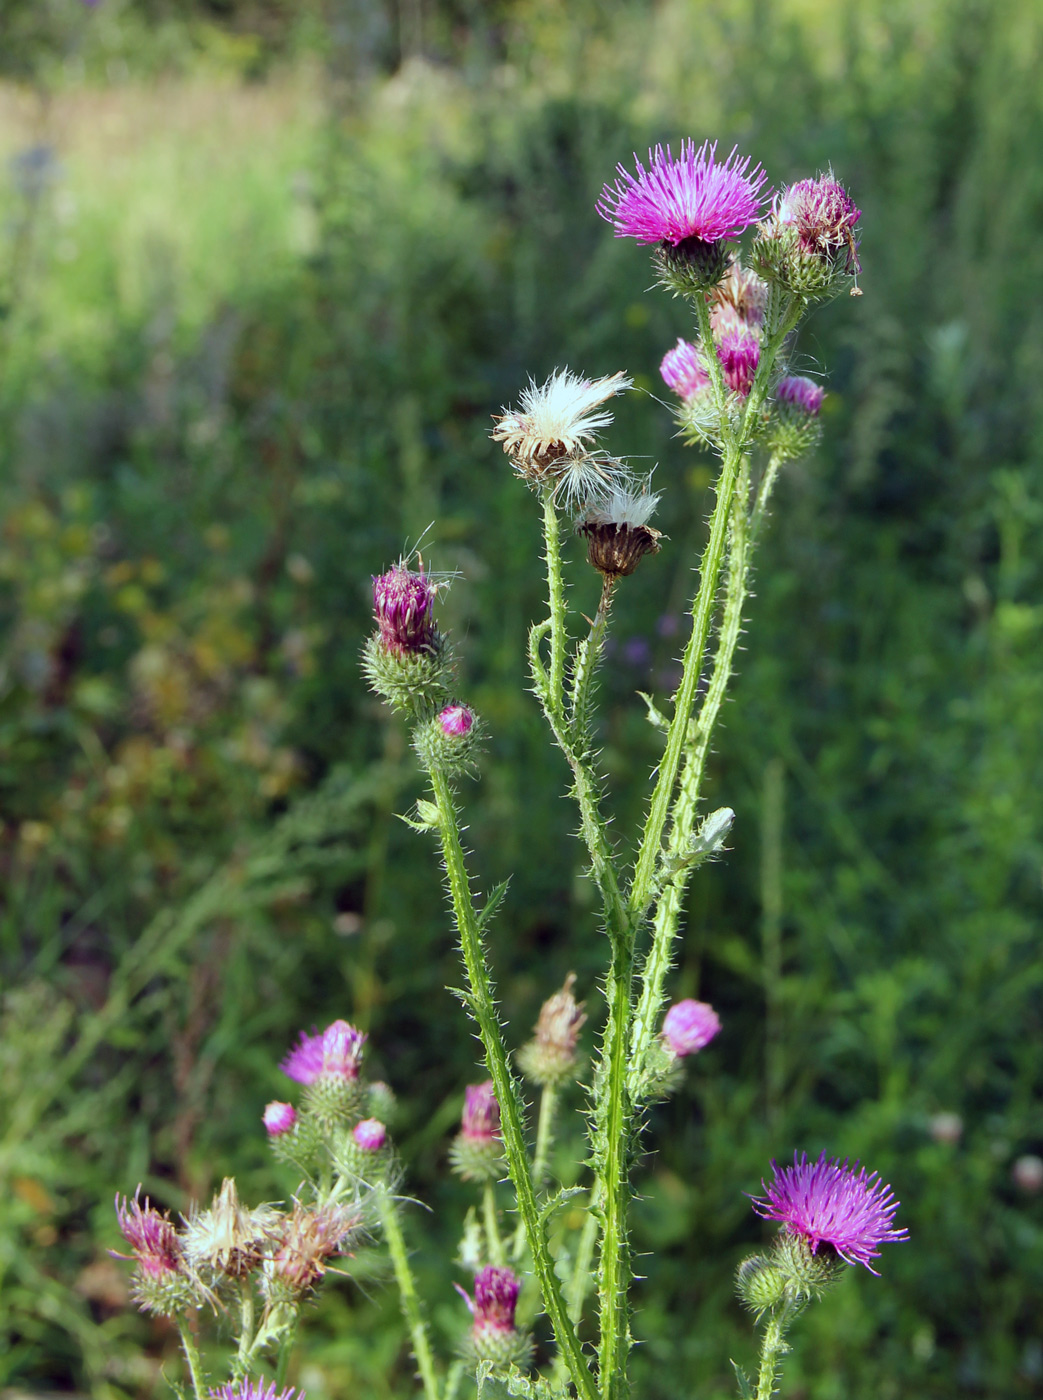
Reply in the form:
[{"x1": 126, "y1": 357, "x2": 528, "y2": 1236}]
[{"x1": 0, "y1": 0, "x2": 1042, "y2": 1396}]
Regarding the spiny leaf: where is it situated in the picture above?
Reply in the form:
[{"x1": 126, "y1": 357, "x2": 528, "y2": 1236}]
[
  {"x1": 477, "y1": 879, "x2": 511, "y2": 933},
  {"x1": 731, "y1": 1360, "x2": 755, "y2": 1399}
]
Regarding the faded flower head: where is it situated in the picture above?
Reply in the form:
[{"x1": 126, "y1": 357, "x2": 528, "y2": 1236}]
[
  {"x1": 182, "y1": 1178, "x2": 280, "y2": 1280},
  {"x1": 281, "y1": 1019, "x2": 366, "y2": 1084},
  {"x1": 716, "y1": 327, "x2": 760, "y2": 398},
  {"x1": 461, "y1": 1081, "x2": 500, "y2": 1141},
  {"x1": 751, "y1": 1151, "x2": 909, "y2": 1273},
  {"x1": 209, "y1": 1384, "x2": 301, "y2": 1400},
  {"x1": 439, "y1": 704, "x2": 474, "y2": 738},
  {"x1": 353, "y1": 1117, "x2": 387, "y2": 1152},
  {"x1": 518, "y1": 973, "x2": 588, "y2": 1085},
  {"x1": 491, "y1": 369, "x2": 631, "y2": 470},
  {"x1": 660, "y1": 338, "x2": 711, "y2": 403},
  {"x1": 372, "y1": 564, "x2": 438, "y2": 656},
  {"x1": 776, "y1": 173, "x2": 861, "y2": 268},
  {"x1": 263, "y1": 1101, "x2": 297, "y2": 1137},
  {"x1": 598, "y1": 140, "x2": 768, "y2": 246},
  {"x1": 579, "y1": 481, "x2": 662, "y2": 580},
  {"x1": 711, "y1": 259, "x2": 769, "y2": 334},
  {"x1": 776, "y1": 375, "x2": 824, "y2": 417},
  {"x1": 270, "y1": 1201, "x2": 359, "y2": 1293},
  {"x1": 114, "y1": 1190, "x2": 182, "y2": 1279},
  {"x1": 662, "y1": 999, "x2": 721, "y2": 1057}
]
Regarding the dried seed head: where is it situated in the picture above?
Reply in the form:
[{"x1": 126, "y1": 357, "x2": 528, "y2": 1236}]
[
  {"x1": 579, "y1": 481, "x2": 662, "y2": 579},
  {"x1": 182, "y1": 1178, "x2": 281, "y2": 1281},
  {"x1": 517, "y1": 973, "x2": 587, "y2": 1086}
]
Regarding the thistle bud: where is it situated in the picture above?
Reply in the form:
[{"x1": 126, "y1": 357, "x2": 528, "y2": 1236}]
[
  {"x1": 182, "y1": 1178, "x2": 280, "y2": 1283},
  {"x1": 281, "y1": 1019, "x2": 366, "y2": 1126},
  {"x1": 735, "y1": 1254, "x2": 788, "y2": 1315},
  {"x1": 263, "y1": 1101, "x2": 297, "y2": 1137},
  {"x1": 752, "y1": 172, "x2": 862, "y2": 300},
  {"x1": 363, "y1": 564, "x2": 452, "y2": 718},
  {"x1": 517, "y1": 973, "x2": 587, "y2": 1086},
  {"x1": 768, "y1": 375, "x2": 825, "y2": 463},
  {"x1": 578, "y1": 482, "x2": 662, "y2": 580},
  {"x1": 338, "y1": 1117, "x2": 392, "y2": 1180},
  {"x1": 449, "y1": 1081, "x2": 504, "y2": 1182},
  {"x1": 662, "y1": 999, "x2": 721, "y2": 1058},
  {"x1": 462, "y1": 1265, "x2": 534, "y2": 1370},
  {"x1": 660, "y1": 338, "x2": 711, "y2": 404},
  {"x1": 715, "y1": 327, "x2": 760, "y2": 398},
  {"x1": 367, "y1": 1079, "x2": 397, "y2": 1123},
  {"x1": 112, "y1": 1190, "x2": 198, "y2": 1316},
  {"x1": 413, "y1": 704, "x2": 482, "y2": 777}
]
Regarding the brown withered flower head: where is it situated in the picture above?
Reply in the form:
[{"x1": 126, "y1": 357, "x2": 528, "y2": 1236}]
[
  {"x1": 268, "y1": 1201, "x2": 359, "y2": 1296},
  {"x1": 578, "y1": 479, "x2": 662, "y2": 580},
  {"x1": 518, "y1": 973, "x2": 588, "y2": 1086},
  {"x1": 182, "y1": 1178, "x2": 281, "y2": 1282}
]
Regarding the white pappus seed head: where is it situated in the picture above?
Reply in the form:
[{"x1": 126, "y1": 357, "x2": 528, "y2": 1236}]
[{"x1": 491, "y1": 369, "x2": 632, "y2": 466}]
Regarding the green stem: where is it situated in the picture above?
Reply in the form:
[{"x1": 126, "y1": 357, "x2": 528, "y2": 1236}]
[
  {"x1": 755, "y1": 1302, "x2": 798, "y2": 1400},
  {"x1": 628, "y1": 457, "x2": 752, "y2": 1086},
  {"x1": 543, "y1": 491, "x2": 569, "y2": 717},
  {"x1": 274, "y1": 1318, "x2": 298, "y2": 1389},
  {"x1": 233, "y1": 1281, "x2": 256, "y2": 1379},
  {"x1": 760, "y1": 757, "x2": 786, "y2": 1129},
  {"x1": 378, "y1": 1186, "x2": 442, "y2": 1400},
  {"x1": 570, "y1": 574, "x2": 616, "y2": 744},
  {"x1": 426, "y1": 765, "x2": 597, "y2": 1400},
  {"x1": 511, "y1": 1083, "x2": 560, "y2": 1261},
  {"x1": 483, "y1": 1180, "x2": 506, "y2": 1267},
  {"x1": 567, "y1": 1185, "x2": 602, "y2": 1326},
  {"x1": 177, "y1": 1320, "x2": 208, "y2": 1400}
]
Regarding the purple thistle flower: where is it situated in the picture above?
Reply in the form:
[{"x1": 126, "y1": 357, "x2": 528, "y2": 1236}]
[
  {"x1": 751, "y1": 1151, "x2": 909, "y2": 1273},
  {"x1": 263, "y1": 1101, "x2": 297, "y2": 1136},
  {"x1": 210, "y1": 1382, "x2": 301, "y2": 1400},
  {"x1": 776, "y1": 174, "x2": 861, "y2": 270},
  {"x1": 113, "y1": 1190, "x2": 182, "y2": 1278},
  {"x1": 440, "y1": 704, "x2": 474, "y2": 737},
  {"x1": 660, "y1": 338, "x2": 711, "y2": 402},
  {"x1": 598, "y1": 140, "x2": 768, "y2": 247},
  {"x1": 716, "y1": 327, "x2": 760, "y2": 397},
  {"x1": 473, "y1": 1265, "x2": 521, "y2": 1332},
  {"x1": 777, "y1": 375, "x2": 825, "y2": 416},
  {"x1": 662, "y1": 999, "x2": 721, "y2": 1057},
  {"x1": 372, "y1": 564, "x2": 437, "y2": 656},
  {"x1": 461, "y1": 1081, "x2": 500, "y2": 1141},
  {"x1": 353, "y1": 1117, "x2": 387, "y2": 1151},
  {"x1": 281, "y1": 1019, "x2": 366, "y2": 1084}
]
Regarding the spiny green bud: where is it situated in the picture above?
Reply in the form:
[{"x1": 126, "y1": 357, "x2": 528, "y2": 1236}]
[
  {"x1": 301, "y1": 1074, "x2": 364, "y2": 1130},
  {"x1": 773, "y1": 1231, "x2": 845, "y2": 1298},
  {"x1": 653, "y1": 235, "x2": 730, "y2": 298},
  {"x1": 735, "y1": 1254, "x2": 787, "y2": 1315},
  {"x1": 449, "y1": 1081, "x2": 504, "y2": 1182},
  {"x1": 413, "y1": 704, "x2": 482, "y2": 777},
  {"x1": 362, "y1": 631, "x2": 453, "y2": 719}
]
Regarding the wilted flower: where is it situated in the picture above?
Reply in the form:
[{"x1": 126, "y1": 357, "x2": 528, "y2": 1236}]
[
  {"x1": 711, "y1": 259, "x2": 769, "y2": 334},
  {"x1": 776, "y1": 173, "x2": 861, "y2": 268},
  {"x1": 270, "y1": 1202, "x2": 358, "y2": 1293},
  {"x1": 439, "y1": 704, "x2": 474, "y2": 737},
  {"x1": 281, "y1": 1019, "x2": 366, "y2": 1084},
  {"x1": 578, "y1": 482, "x2": 662, "y2": 580},
  {"x1": 598, "y1": 140, "x2": 768, "y2": 246},
  {"x1": 716, "y1": 327, "x2": 760, "y2": 397},
  {"x1": 518, "y1": 973, "x2": 588, "y2": 1085},
  {"x1": 662, "y1": 999, "x2": 721, "y2": 1057},
  {"x1": 751, "y1": 1152, "x2": 908, "y2": 1273},
  {"x1": 263, "y1": 1101, "x2": 297, "y2": 1137},
  {"x1": 182, "y1": 1178, "x2": 281, "y2": 1280},
  {"x1": 353, "y1": 1118, "x2": 387, "y2": 1152},
  {"x1": 492, "y1": 369, "x2": 631, "y2": 471},
  {"x1": 372, "y1": 565, "x2": 438, "y2": 656},
  {"x1": 776, "y1": 375, "x2": 824, "y2": 416},
  {"x1": 660, "y1": 338, "x2": 711, "y2": 402},
  {"x1": 114, "y1": 1190, "x2": 182, "y2": 1279}
]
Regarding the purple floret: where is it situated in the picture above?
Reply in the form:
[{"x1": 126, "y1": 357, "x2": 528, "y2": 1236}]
[
  {"x1": 751, "y1": 1151, "x2": 909, "y2": 1273},
  {"x1": 663, "y1": 999, "x2": 721, "y2": 1056},
  {"x1": 461, "y1": 1080, "x2": 500, "y2": 1140},
  {"x1": 281, "y1": 1019, "x2": 366, "y2": 1084},
  {"x1": 660, "y1": 338, "x2": 711, "y2": 402},
  {"x1": 598, "y1": 140, "x2": 769, "y2": 247},
  {"x1": 372, "y1": 564, "x2": 436, "y2": 655},
  {"x1": 716, "y1": 327, "x2": 760, "y2": 398},
  {"x1": 473, "y1": 1265, "x2": 521, "y2": 1331},
  {"x1": 777, "y1": 375, "x2": 825, "y2": 416},
  {"x1": 209, "y1": 1383, "x2": 302, "y2": 1400}
]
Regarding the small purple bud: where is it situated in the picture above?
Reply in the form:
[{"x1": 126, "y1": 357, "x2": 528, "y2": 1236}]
[
  {"x1": 473, "y1": 1265, "x2": 521, "y2": 1332},
  {"x1": 353, "y1": 1117, "x2": 387, "y2": 1152},
  {"x1": 777, "y1": 375, "x2": 824, "y2": 416},
  {"x1": 372, "y1": 564, "x2": 437, "y2": 656},
  {"x1": 663, "y1": 999, "x2": 721, "y2": 1057},
  {"x1": 440, "y1": 704, "x2": 474, "y2": 737},
  {"x1": 112, "y1": 1190, "x2": 182, "y2": 1278},
  {"x1": 263, "y1": 1101, "x2": 297, "y2": 1136},
  {"x1": 461, "y1": 1081, "x2": 500, "y2": 1141},
  {"x1": 660, "y1": 338, "x2": 710, "y2": 402},
  {"x1": 716, "y1": 327, "x2": 760, "y2": 398}
]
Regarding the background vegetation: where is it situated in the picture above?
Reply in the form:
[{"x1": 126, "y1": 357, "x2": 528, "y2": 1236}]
[{"x1": 1, "y1": 0, "x2": 1042, "y2": 1396}]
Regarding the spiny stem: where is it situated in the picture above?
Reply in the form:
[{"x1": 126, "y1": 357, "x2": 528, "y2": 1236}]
[
  {"x1": 760, "y1": 757, "x2": 786, "y2": 1129},
  {"x1": 755, "y1": 1301, "x2": 798, "y2": 1400},
  {"x1": 233, "y1": 1280, "x2": 256, "y2": 1378},
  {"x1": 427, "y1": 765, "x2": 597, "y2": 1400},
  {"x1": 483, "y1": 1180, "x2": 506, "y2": 1267},
  {"x1": 543, "y1": 491, "x2": 569, "y2": 717},
  {"x1": 377, "y1": 1186, "x2": 442, "y2": 1400},
  {"x1": 274, "y1": 1318, "x2": 298, "y2": 1389},
  {"x1": 177, "y1": 1320, "x2": 208, "y2": 1400},
  {"x1": 570, "y1": 573, "x2": 616, "y2": 742},
  {"x1": 567, "y1": 1185, "x2": 602, "y2": 1325},
  {"x1": 511, "y1": 1083, "x2": 560, "y2": 1260}
]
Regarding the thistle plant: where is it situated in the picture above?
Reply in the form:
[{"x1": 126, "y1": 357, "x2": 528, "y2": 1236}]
[{"x1": 113, "y1": 138, "x2": 906, "y2": 1400}]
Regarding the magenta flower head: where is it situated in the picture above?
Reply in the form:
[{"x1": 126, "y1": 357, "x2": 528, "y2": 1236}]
[
  {"x1": 460, "y1": 1265, "x2": 532, "y2": 1367},
  {"x1": 372, "y1": 564, "x2": 437, "y2": 656},
  {"x1": 113, "y1": 1190, "x2": 182, "y2": 1279},
  {"x1": 777, "y1": 375, "x2": 824, "y2": 417},
  {"x1": 777, "y1": 174, "x2": 861, "y2": 268},
  {"x1": 751, "y1": 1151, "x2": 909, "y2": 1273},
  {"x1": 716, "y1": 327, "x2": 760, "y2": 397},
  {"x1": 450, "y1": 1080, "x2": 503, "y2": 1181},
  {"x1": 353, "y1": 1117, "x2": 387, "y2": 1151},
  {"x1": 462, "y1": 1080, "x2": 500, "y2": 1141},
  {"x1": 263, "y1": 1101, "x2": 297, "y2": 1136},
  {"x1": 663, "y1": 999, "x2": 721, "y2": 1057},
  {"x1": 600, "y1": 141, "x2": 769, "y2": 296},
  {"x1": 281, "y1": 1019, "x2": 366, "y2": 1085},
  {"x1": 660, "y1": 338, "x2": 711, "y2": 402},
  {"x1": 440, "y1": 704, "x2": 474, "y2": 737},
  {"x1": 209, "y1": 1385, "x2": 300, "y2": 1400}
]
